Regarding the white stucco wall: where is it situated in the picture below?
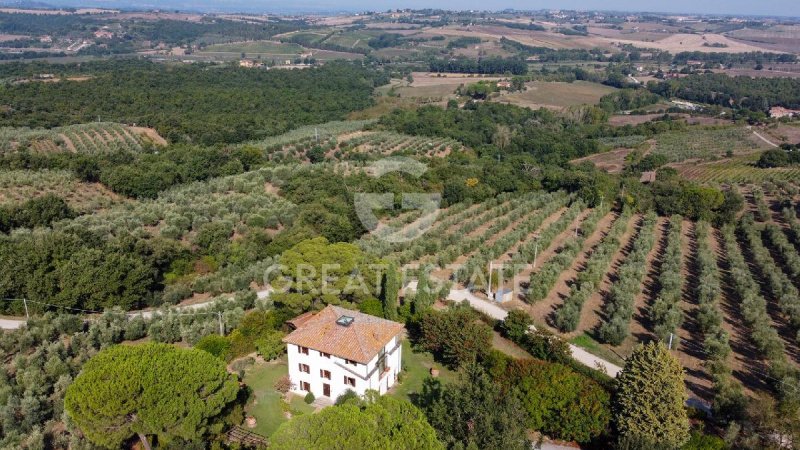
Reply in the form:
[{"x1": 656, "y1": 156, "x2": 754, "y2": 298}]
[{"x1": 287, "y1": 335, "x2": 402, "y2": 401}]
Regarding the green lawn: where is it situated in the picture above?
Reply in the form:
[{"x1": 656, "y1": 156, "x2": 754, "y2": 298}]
[
  {"x1": 390, "y1": 340, "x2": 457, "y2": 403},
  {"x1": 569, "y1": 332, "x2": 626, "y2": 367},
  {"x1": 242, "y1": 357, "x2": 315, "y2": 437}
]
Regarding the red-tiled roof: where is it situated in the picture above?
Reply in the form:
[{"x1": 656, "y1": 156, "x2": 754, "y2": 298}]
[{"x1": 283, "y1": 305, "x2": 404, "y2": 364}]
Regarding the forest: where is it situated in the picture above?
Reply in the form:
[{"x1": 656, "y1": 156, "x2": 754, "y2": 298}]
[
  {"x1": 648, "y1": 73, "x2": 800, "y2": 111},
  {"x1": 0, "y1": 59, "x2": 386, "y2": 144}
]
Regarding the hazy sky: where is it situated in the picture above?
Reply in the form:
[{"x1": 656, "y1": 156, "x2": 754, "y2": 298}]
[{"x1": 47, "y1": 0, "x2": 800, "y2": 17}]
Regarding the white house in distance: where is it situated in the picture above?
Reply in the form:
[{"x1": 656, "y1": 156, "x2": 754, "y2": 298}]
[{"x1": 283, "y1": 305, "x2": 404, "y2": 401}]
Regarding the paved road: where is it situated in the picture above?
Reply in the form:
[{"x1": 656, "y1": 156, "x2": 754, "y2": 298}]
[
  {"x1": 448, "y1": 288, "x2": 623, "y2": 377},
  {"x1": 0, "y1": 318, "x2": 25, "y2": 330}
]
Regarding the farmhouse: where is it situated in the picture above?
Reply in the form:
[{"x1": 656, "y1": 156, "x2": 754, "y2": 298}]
[
  {"x1": 283, "y1": 305, "x2": 404, "y2": 401},
  {"x1": 770, "y1": 106, "x2": 800, "y2": 119}
]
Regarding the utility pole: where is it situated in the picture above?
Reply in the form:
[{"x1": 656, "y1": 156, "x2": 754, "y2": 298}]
[
  {"x1": 487, "y1": 261, "x2": 493, "y2": 297},
  {"x1": 217, "y1": 312, "x2": 224, "y2": 336},
  {"x1": 668, "y1": 332, "x2": 674, "y2": 350},
  {"x1": 22, "y1": 298, "x2": 29, "y2": 320},
  {"x1": 532, "y1": 234, "x2": 540, "y2": 269}
]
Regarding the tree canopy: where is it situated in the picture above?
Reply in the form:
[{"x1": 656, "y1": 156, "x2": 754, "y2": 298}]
[
  {"x1": 271, "y1": 237, "x2": 384, "y2": 314},
  {"x1": 613, "y1": 342, "x2": 690, "y2": 448},
  {"x1": 270, "y1": 393, "x2": 442, "y2": 450},
  {"x1": 64, "y1": 343, "x2": 240, "y2": 448}
]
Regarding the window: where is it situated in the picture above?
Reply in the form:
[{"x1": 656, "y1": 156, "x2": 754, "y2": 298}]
[
  {"x1": 299, "y1": 363, "x2": 310, "y2": 374},
  {"x1": 299, "y1": 346, "x2": 309, "y2": 355},
  {"x1": 344, "y1": 376, "x2": 356, "y2": 387},
  {"x1": 320, "y1": 369, "x2": 331, "y2": 380},
  {"x1": 345, "y1": 359, "x2": 358, "y2": 366},
  {"x1": 320, "y1": 352, "x2": 331, "y2": 358},
  {"x1": 301, "y1": 381, "x2": 310, "y2": 391}
]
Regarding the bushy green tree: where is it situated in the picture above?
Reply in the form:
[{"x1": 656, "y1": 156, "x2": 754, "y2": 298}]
[
  {"x1": 255, "y1": 330, "x2": 286, "y2": 361},
  {"x1": 417, "y1": 365, "x2": 529, "y2": 450},
  {"x1": 500, "y1": 309, "x2": 532, "y2": 342},
  {"x1": 417, "y1": 307, "x2": 492, "y2": 369},
  {"x1": 271, "y1": 237, "x2": 383, "y2": 314},
  {"x1": 64, "y1": 343, "x2": 239, "y2": 449},
  {"x1": 613, "y1": 342, "x2": 690, "y2": 448},
  {"x1": 271, "y1": 393, "x2": 442, "y2": 449},
  {"x1": 195, "y1": 334, "x2": 231, "y2": 360},
  {"x1": 500, "y1": 359, "x2": 611, "y2": 443}
]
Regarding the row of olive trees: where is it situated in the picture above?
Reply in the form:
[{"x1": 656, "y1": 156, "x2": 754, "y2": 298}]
[
  {"x1": 358, "y1": 196, "x2": 476, "y2": 259},
  {"x1": 455, "y1": 194, "x2": 573, "y2": 285},
  {"x1": 751, "y1": 187, "x2": 771, "y2": 222},
  {"x1": 449, "y1": 193, "x2": 555, "y2": 281},
  {"x1": 598, "y1": 212, "x2": 659, "y2": 346},
  {"x1": 432, "y1": 192, "x2": 561, "y2": 271},
  {"x1": 784, "y1": 208, "x2": 800, "y2": 247},
  {"x1": 693, "y1": 222, "x2": 746, "y2": 420},
  {"x1": 388, "y1": 191, "x2": 555, "y2": 267},
  {"x1": 524, "y1": 201, "x2": 607, "y2": 302},
  {"x1": 508, "y1": 198, "x2": 586, "y2": 289},
  {"x1": 373, "y1": 191, "x2": 526, "y2": 264},
  {"x1": 650, "y1": 216, "x2": 684, "y2": 342},
  {"x1": 764, "y1": 223, "x2": 800, "y2": 280},
  {"x1": 738, "y1": 216, "x2": 800, "y2": 333},
  {"x1": 721, "y1": 225, "x2": 788, "y2": 368},
  {"x1": 0, "y1": 292, "x2": 257, "y2": 449},
  {"x1": 554, "y1": 209, "x2": 633, "y2": 332}
]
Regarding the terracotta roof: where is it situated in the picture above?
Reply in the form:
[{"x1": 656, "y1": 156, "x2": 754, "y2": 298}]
[{"x1": 283, "y1": 305, "x2": 404, "y2": 364}]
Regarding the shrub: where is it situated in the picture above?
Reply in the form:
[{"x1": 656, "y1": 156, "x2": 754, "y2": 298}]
[
  {"x1": 500, "y1": 359, "x2": 611, "y2": 443},
  {"x1": 304, "y1": 392, "x2": 315, "y2": 404},
  {"x1": 335, "y1": 389, "x2": 359, "y2": 405},
  {"x1": 255, "y1": 330, "x2": 286, "y2": 361},
  {"x1": 274, "y1": 375, "x2": 292, "y2": 394},
  {"x1": 195, "y1": 334, "x2": 232, "y2": 360},
  {"x1": 500, "y1": 310, "x2": 532, "y2": 342}
]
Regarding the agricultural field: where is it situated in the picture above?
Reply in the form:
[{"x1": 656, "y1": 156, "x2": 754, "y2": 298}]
[
  {"x1": 56, "y1": 167, "x2": 296, "y2": 243},
  {"x1": 493, "y1": 81, "x2": 617, "y2": 110},
  {"x1": 202, "y1": 40, "x2": 306, "y2": 55},
  {"x1": 674, "y1": 154, "x2": 800, "y2": 183},
  {"x1": 243, "y1": 124, "x2": 464, "y2": 163},
  {"x1": 651, "y1": 127, "x2": 766, "y2": 163},
  {"x1": 362, "y1": 187, "x2": 800, "y2": 405},
  {"x1": 0, "y1": 122, "x2": 166, "y2": 154},
  {"x1": 0, "y1": 169, "x2": 126, "y2": 213}
]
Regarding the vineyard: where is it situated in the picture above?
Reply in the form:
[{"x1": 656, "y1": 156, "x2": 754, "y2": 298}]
[
  {"x1": 0, "y1": 122, "x2": 166, "y2": 154},
  {"x1": 361, "y1": 187, "x2": 800, "y2": 404},
  {"x1": 675, "y1": 154, "x2": 800, "y2": 183}
]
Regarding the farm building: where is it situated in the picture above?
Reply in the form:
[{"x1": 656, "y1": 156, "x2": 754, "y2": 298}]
[
  {"x1": 283, "y1": 306, "x2": 404, "y2": 402},
  {"x1": 494, "y1": 288, "x2": 514, "y2": 303},
  {"x1": 770, "y1": 107, "x2": 800, "y2": 119}
]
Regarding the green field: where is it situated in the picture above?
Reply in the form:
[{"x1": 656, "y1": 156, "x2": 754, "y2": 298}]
[
  {"x1": 203, "y1": 40, "x2": 306, "y2": 55},
  {"x1": 389, "y1": 340, "x2": 457, "y2": 403}
]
